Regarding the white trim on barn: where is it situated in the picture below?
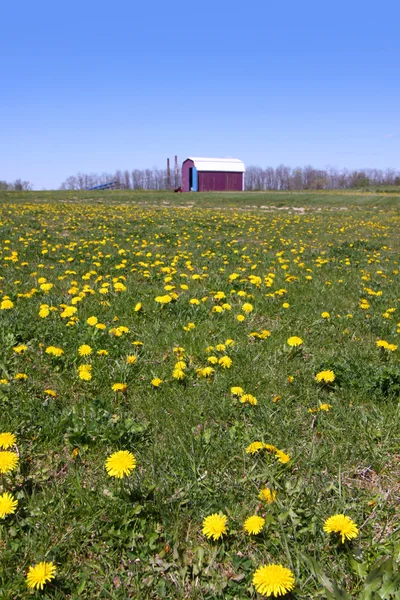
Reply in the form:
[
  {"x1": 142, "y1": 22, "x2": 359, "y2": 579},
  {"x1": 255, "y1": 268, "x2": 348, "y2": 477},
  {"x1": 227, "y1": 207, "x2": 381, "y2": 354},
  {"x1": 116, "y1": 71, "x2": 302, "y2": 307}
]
[{"x1": 187, "y1": 157, "x2": 245, "y2": 173}]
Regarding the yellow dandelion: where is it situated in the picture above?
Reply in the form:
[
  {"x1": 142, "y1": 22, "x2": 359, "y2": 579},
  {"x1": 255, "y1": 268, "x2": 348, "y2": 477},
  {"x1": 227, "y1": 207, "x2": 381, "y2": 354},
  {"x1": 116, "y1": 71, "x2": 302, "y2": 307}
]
[
  {"x1": 86, "y1": 316, "x2": 98, "y2": 326},
  {"x1": 259, "y1": 488, "x2": 277, "y2": 504},
  {"x1": 218, "y1": 355, "x2": 232, "y2": 368},
  {"x1": 240, "y1": 393, "x2": 258, "y2": 405},
  {"x1": 112, "y1": 383, "x2": 127, "y2": 393},
  {"x1": 207, "y1": 356, "x2": 218, "y2": 364},
  {"x1": 196, "y1": 366, "x2": 215, "y2": 378},
  {"x1": 246, "y1": 441, "x2": 266, "y2": 454},
  {"x1": 105, "y1": 450, "x2": 136, "y2": 478},
  {"x1": 244, "y1": 515, "x2": 265, "y2": 535},
  {"x1": 39, "y1": 304, "x2": 50, "y2": 319},
  {"x1": 252, "y1": 564, "x2": 295, "y2": 597},
  {"x1": 14, "y1": 373, "x2": 28, "y2": 380},
  {"x1": 172, "y1": 368, "x2": 185, "y2": 380},
  {"x1": 45, "y1": 346, "x2": 64, "y2": 357},
  {"x1": 0, "y1": 451, "x2": 19, "y2": 474},
  {"x1": 13, "y1": 344, "x2": 27, "y2": 354},
  {"x1": 44, "y1": 389, "x2": 57, "y2": 397},
  {"x1": 275, "y1": 449, "x2": 290, "y2": 464},
  {"x1": 0, "y1": 433, "x2": 16, "y2": 449},
  {"x1": 78, "y1": 364, "x2": 92, "y2": 381},
  {"x1": 155, "y1": 294, "x2": 172, "y2": 304},
  {"x1": 151, "y1": 378, "x2": 163, "y2": 387},
  {"x1": 26, "y1": 561, "x2": 56, "y2": 590},
  {"x1": 321, "y1": 311, "x2": 330, "y2": 319},
  {"x1": 242, "y1": 302, "x2": 253, "y2": 313},
  {"x1": 315, "y1": 370, "x2": 335, "y2": 383},
  {"x1": 202, "y1": 513, "x2": 228, "y2": 540},
  {"x1": 237, "y1": 314, "x2": 246, "y2": 321},
  {"x1": 287, "y1": 336, "x2": 303, "y2": 347},
  {"x1": 0, "y1": 299, "x2": 14, "y2": 310},
  {"x1": 126, "y1": 355, "x2": 137, "y2": 365},
  {"x1": 78, "y1": 344, "x2": 92, "y2": 357},
  {"x1": 323, "y1": 514, "x2": 359, "y2": 543},
  {"x1": 231, "y1": 386, "x2": 244, "y2": 396},
  {"x1": 0, "y1": 492, "x2": 18, "y2": 518},
  {"x1": 134, "y1": 302, "x2": 142, "y2": 312}
]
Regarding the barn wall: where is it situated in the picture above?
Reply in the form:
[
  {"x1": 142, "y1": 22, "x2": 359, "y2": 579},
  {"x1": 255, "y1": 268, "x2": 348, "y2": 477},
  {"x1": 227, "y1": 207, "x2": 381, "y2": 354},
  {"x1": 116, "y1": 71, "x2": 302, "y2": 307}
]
[
  {"x1": 198, "y1": 171, "x2": 243, "y2": 192},
  {"x1": 181, "y1": 159, "x2": 194, "y2": 192}
]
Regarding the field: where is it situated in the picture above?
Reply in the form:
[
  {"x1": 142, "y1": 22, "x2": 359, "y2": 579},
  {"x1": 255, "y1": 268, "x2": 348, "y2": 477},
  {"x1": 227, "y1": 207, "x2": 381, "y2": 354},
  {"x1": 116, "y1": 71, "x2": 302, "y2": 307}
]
[{"x1": 0, "y1": 190, "x2": 400, "y2": 598}]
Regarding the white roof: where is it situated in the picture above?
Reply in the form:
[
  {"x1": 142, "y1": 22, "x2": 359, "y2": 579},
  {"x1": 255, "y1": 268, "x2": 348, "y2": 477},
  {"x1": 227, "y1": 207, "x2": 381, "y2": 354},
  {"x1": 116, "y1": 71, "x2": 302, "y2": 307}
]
[{"x1": 187, "y1": 157, "x2": 245, "y2": 173}]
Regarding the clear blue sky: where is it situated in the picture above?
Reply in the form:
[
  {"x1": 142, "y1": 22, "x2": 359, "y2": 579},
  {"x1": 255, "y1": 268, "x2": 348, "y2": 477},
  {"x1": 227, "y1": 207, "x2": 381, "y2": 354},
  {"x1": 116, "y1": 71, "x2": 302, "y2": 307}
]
[{"x1": 1, "y1": 0, "x2": 399, "y2": 189}]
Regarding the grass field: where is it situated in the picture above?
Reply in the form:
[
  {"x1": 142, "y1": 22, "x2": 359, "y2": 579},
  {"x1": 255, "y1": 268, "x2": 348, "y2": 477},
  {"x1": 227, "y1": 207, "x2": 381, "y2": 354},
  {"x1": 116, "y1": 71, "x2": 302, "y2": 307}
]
[{"x1": 0, "y1": 191, "x2": 399, "y2": 598}]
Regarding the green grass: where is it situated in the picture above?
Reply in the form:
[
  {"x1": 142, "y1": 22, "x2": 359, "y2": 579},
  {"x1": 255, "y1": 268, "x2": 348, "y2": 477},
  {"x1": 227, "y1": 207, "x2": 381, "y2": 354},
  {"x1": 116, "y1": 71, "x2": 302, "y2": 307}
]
[
  {"x1": 0, "y1": 187, "x2": 400, "y2": 209},
  {"x1": 0, "y1": 197, "x2": 399, "y2": 598}
]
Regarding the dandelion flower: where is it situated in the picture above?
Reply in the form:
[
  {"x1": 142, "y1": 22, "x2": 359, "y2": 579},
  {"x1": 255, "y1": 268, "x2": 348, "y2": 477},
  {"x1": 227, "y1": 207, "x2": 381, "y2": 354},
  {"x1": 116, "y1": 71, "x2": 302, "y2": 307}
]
[
  {"x1": 0, "y1": 451, "x2": 19, "y2": 474},
  {"x1": 259, "y1": 488, "x2": 277, "y2": 504},
  {"x1": 0, "y1": 432, "x2": 16, "y2": 449},
  {"x1": 78, "y1": 364, "x2": 92, "y2": 381},
  {"x1": 39, "y1": 304, "x2": 50, "y2": 318},
  {"x1": 321, "y1": 311, "x2": 330, "y2": 319},
  {"x1": 246, "y1": 441, "x2": 266, "y2": 454},
  {"x1": 173, "y1": 368, "x2": 185, "y2": 380},
  {"x1": 315, "y1": 370, "x2": 335, "y2": 384},
  {"x1": 0, "y1": 492, "x2": 18, "y2": 518},
  {"x1": 323, "y1": 514, "x2": 359, "y2": 543},
  {"x1": 155, "y1": 294, "x2": 172, "y2": 304},
  {"x1": 105, "y1": 450, "x2": 136, "y2": 478},
  {"x1": 252, "y1": 564, "x2": 295, "y2": 597},
  {"x1": 275, "y1": 449, "x2": 290, "y2": 464},
  {"x1": 15, "y1": 373, "x2": 28, "y2": 380},
  {"x1": 134, "y1": 302, "x2": 142, "y2": 312},
  {"x1": 26, "y1": 561, "x2": 56, "y2": 590},
  {"x1": 242, "y1": 302, "x2": 254, "y2": 313},
  {"x1": 1, "y1": 299, "x2": 14, "y2": 310},
  {"x1": 287, "y1": 336, "x2": 303, "y2": 347},
  {"x1": 237, "y1": 314, "x2": 245, "y2": 322},
  {"x1": 78, "y1": 344, "x2": 92, "y2": 356},
  {"x1": 202, "y1": 513, "x2": 227, "y2": 540},
  {"x1": 13, "y1": 344, "x2": 27, "y2": 354},
  {"x1": 44, "y1": 389, "x2": 57, "y2": 397},
  {"x1": 218, "y1": 356, "x2": 232, "y2": 368},
  {"x1": 112, "y1": 383, "x2": 127, "y2": 393},
  {"x1": 240, "y1": 393, "x2": 258, "y2": 405},
  {"x1": 196, "y1": 367, "x2": 215, "y2": 378},
  {"x1": 45, "y1": 346, "x2": 64, "y2": 357},
  {"x1": 151, "y1": 378, "x2": 163, "y2": 387},
  {"x1": 231, "y1": 386, "x2": 244, "y2": 396},
  {"x1": 126, "y1": 355, "x2": 137, "y2": 365},
  {"x1": 244, "y1": 515, "x2": 265, "y2": 535},
  {"x1": 86, "y1": 316, "x2": 98, "y2": 326}
]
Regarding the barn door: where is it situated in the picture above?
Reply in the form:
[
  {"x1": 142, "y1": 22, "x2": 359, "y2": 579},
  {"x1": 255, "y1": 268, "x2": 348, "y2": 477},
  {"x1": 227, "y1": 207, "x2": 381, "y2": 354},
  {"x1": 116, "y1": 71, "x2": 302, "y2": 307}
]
[{"x1": 191, "y1": 167, "x2": 198, "y2": 191}]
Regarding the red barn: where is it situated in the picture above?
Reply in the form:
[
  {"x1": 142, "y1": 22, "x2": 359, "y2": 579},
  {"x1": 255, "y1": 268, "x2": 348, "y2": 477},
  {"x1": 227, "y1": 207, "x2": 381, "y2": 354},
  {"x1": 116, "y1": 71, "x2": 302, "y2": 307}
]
[{"x1": 181, "y1": 157, "x2": 245, "y2": 192}]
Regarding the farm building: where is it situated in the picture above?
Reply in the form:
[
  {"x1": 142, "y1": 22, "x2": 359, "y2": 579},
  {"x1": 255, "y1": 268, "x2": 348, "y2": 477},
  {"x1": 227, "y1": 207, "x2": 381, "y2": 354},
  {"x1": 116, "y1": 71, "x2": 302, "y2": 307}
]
[{"x1": 181, "y1": 157, "x2": 245, "y2": 192}]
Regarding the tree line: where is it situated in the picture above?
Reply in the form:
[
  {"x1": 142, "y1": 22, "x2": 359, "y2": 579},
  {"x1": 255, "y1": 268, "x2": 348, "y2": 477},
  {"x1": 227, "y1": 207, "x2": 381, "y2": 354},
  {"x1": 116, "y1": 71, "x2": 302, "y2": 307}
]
[
  {"x1": 59, "y1": 165, "x2": 400, "y2": 192},
  {"x1": 244, "y1": 165, "x2": 400, "y2": 191},
  {"x1": 59, "y1": 169, "x2": 181, "y2": 191},
  {"x1": 0, "y1": 179, "x2": 33, "y2": 191}
]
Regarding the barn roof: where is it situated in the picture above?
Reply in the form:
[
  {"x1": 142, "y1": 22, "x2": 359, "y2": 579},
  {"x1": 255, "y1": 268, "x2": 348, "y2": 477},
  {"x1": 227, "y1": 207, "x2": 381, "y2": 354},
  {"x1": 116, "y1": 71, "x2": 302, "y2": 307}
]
[{"x1": 186, "y1": 157, "x2": 245, "y2": 173}]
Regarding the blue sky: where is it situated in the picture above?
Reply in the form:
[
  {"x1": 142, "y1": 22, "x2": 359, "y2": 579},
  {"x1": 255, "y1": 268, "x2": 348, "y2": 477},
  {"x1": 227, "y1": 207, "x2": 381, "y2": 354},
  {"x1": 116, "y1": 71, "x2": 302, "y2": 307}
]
[{"x1": 1, "y1": 0, "x2": 399, "y2": 189}]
